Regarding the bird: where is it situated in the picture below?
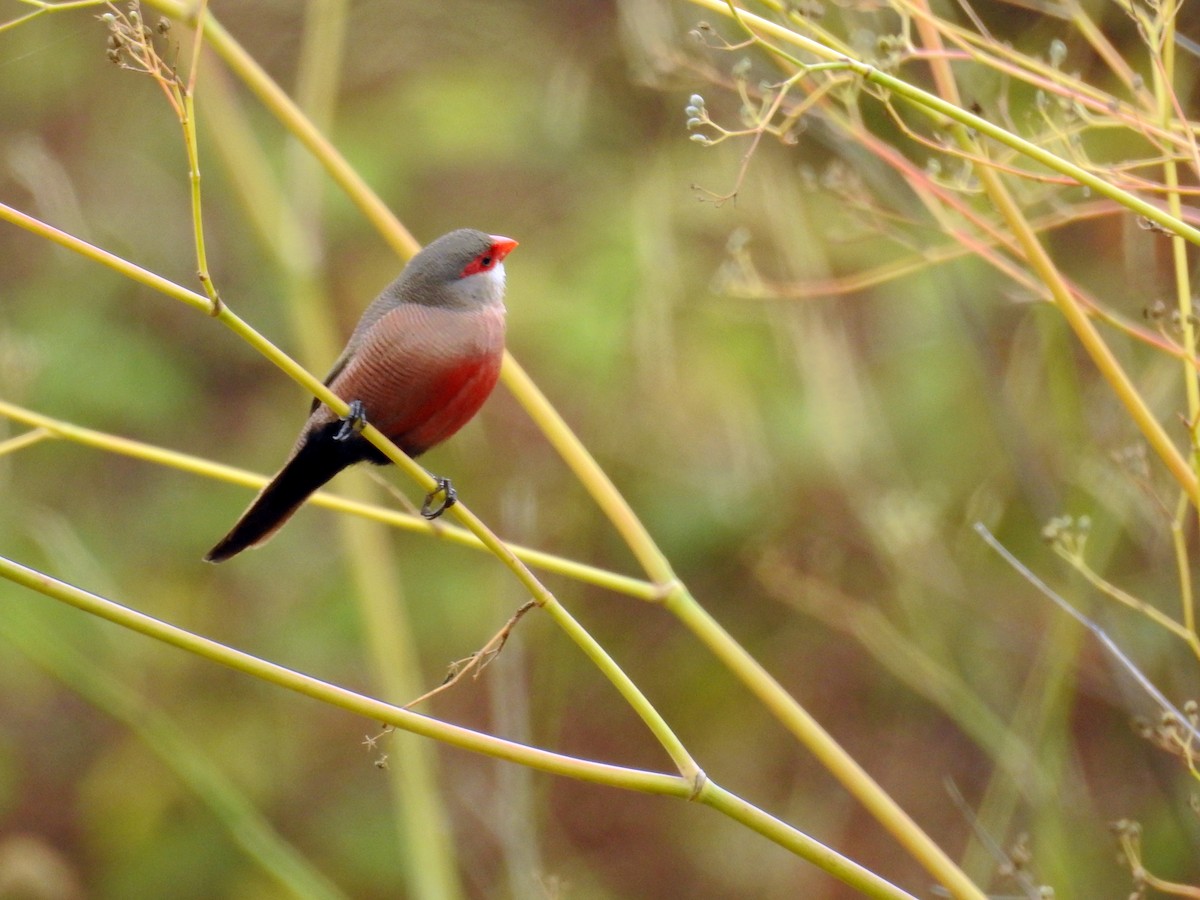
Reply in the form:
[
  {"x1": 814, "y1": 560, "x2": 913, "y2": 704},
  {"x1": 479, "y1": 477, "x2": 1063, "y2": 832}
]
[{"x1": 205, "y1": 228, "x2": 517, "y2": 563}]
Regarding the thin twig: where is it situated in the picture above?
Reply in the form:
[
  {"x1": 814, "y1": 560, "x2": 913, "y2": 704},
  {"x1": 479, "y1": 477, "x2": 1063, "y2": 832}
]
[
  {"x1": 974, "y1": 523, "x2": 1200, "y2": 744},
  {"x1": 404, "y1": 601, "x2": 538, "y2": 709}
]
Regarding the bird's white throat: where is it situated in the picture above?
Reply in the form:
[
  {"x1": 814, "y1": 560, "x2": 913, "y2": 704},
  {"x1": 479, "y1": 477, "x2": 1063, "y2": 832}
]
[{"x1": 456, "y1": 261, "x2": 507, "y2": 309}]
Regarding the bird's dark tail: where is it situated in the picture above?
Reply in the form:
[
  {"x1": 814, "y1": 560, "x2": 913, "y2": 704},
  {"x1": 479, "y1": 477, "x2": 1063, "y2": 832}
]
[{"x1": 205, "y1": 426, "x2": 370, "y2": 563}]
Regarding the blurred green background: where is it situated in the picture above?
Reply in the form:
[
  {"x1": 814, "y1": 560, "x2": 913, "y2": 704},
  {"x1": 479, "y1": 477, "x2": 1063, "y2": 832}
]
[{"x1": 2, "y1": 1, "x2": 1199, "y2": 897}]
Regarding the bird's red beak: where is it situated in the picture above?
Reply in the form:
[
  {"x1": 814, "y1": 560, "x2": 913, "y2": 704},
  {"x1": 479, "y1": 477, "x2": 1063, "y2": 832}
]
[{"x1": 489, "y1": 235, "x2": 519, "y2": 262}]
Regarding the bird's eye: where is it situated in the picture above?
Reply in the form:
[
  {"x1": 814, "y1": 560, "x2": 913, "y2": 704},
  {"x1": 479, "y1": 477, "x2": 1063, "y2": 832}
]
[{"x1": 461, "y1": 253, "x2": 496, "y2": 277}]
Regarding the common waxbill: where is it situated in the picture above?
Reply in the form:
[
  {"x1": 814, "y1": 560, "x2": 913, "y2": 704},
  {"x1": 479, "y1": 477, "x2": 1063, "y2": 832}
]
[{"x1": 205, "y1": 228, "x2": 517, "y2": 562}]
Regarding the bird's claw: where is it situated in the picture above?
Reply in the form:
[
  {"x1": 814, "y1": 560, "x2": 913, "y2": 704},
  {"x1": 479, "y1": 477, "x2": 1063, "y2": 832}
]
[
  {"x1": 335, "y1": 399, "x2": 367, "y2": 442},
  {"x1": 421, "y1": 477, "x2": 457, "y2": 519}
]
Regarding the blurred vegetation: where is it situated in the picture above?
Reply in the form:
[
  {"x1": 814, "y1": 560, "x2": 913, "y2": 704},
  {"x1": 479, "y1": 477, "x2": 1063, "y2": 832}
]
[{"x1": 2, "y1": 0, "x2": 1200, "y2": 898}]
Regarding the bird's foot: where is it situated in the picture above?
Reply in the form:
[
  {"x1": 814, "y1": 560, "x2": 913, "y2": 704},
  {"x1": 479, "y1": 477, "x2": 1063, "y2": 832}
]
[
  {"x1": 421, "y1": 476, "x2": 457, "y2": 519},
  {"x1": 335, "y1": 400, "x2": 368, "y2": 442}
]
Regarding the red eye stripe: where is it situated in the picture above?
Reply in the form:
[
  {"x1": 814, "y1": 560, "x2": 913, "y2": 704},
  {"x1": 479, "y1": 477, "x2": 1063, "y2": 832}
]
[
  {"x1": 461, "y1": 253, "x2": 493, "y2": 277},
  {"x1": 460, "y1": 235, "x2": 518, "y2": 278}
]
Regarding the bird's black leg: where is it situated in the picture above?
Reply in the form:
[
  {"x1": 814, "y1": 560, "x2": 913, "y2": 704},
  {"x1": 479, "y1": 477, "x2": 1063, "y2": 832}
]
[
  {"x1": 421, "y1": 476, "x2": 457, "y2": 519},
  {"x1": 335, "y1": 399, "x2": 368, "y2": 442}
]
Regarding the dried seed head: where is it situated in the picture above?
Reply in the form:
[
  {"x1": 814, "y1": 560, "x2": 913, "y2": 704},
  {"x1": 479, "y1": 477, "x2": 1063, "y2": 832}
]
[{"x1": 1048, "y1": 38, "x2": 1067, "y2": 68}]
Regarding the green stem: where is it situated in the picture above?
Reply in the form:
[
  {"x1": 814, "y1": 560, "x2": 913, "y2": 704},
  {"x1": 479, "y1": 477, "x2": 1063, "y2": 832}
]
[
  {"x1": 0, "y1": 200, "x2": 211, "y2": 313},
  {"x1": 697, "y1": 782, "x2": 917, "y2": 900},
  {"x1": 500, "y1": 357, "x2": 674, "y2": 584},
  {"x1": 437, "y1": 498, "x2": 705, "y2": 786},
  {"x1": 0, "y1": 554, "x2": 913, "y2": 895},
  {"x1": 0, "y1": 552, "x2": 681, "y2": 791},
  {"x1": 181, "y1": 89, "x2": 221, "y2": 311},
  {"x1": 0, "y1": 400, "x2": 656, "y2": 598},
  {"x1": 666, "y1": 586, "x2": 985, "y2": 900}
]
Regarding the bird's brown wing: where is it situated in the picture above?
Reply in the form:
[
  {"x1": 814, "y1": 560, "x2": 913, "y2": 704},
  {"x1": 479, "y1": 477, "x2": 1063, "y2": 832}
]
[{"x1": 310, "y1": 348, "x2": 352, "y2": 414}]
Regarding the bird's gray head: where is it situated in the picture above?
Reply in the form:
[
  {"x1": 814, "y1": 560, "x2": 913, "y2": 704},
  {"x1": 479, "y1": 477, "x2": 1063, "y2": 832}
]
[{"x1": 399, "y1": 228, "x2": 518, "y2": 310}]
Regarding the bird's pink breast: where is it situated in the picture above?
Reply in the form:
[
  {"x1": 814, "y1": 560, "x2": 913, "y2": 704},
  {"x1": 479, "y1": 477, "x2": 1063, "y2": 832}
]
[
  {"x1": 385, "y1": 353, "x2": 502, "y2": 454},
  {"x1": 319, "y1": 302, "x2": 505, "y2": 458}
]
